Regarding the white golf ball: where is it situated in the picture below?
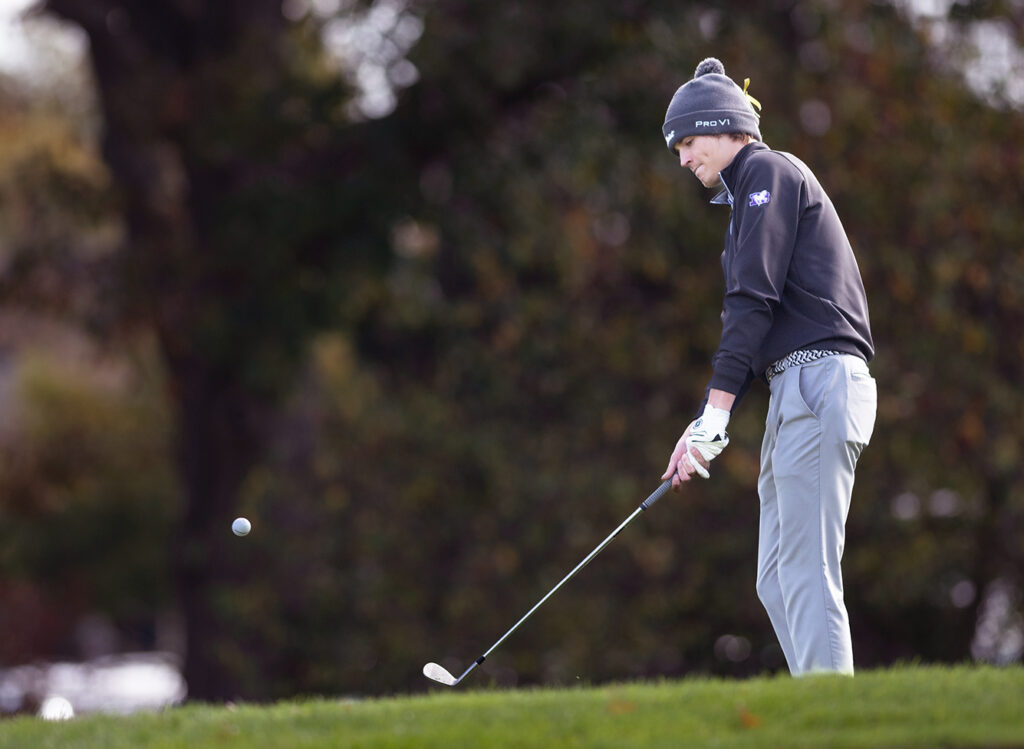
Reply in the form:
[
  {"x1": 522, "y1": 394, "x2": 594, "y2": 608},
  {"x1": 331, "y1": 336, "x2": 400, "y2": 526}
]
[
  {"x1": 38, "y1": 695, "x2": 74, "y2": 721},
  {"x1": 232, "y1": 517, "x2": 251, "y2": 536}
]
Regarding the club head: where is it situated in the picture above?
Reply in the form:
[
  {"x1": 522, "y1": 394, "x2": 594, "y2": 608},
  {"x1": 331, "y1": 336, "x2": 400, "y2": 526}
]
[{"x1": 422, "y1": 662, "x2": 458, "y2": 686}]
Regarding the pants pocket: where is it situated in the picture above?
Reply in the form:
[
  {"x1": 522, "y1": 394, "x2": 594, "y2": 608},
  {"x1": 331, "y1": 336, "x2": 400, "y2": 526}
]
[
  {"x1": 796, "y1": 358, "x2": 835, "y2": 419},
  {"x1": 845, "y1": 369, "x2": 877, "y2": 445}
]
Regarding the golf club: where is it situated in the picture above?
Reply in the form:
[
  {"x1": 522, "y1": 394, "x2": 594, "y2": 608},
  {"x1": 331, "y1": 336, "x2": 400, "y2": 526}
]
[{"x1": 423, "y1": 478, "x2": 673, "y2": 687}]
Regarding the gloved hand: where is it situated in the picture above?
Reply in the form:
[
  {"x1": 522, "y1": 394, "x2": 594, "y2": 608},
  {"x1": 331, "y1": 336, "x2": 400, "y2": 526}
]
[{"x1": 684, "y1": 404, "x2": 731, "y2": 479}]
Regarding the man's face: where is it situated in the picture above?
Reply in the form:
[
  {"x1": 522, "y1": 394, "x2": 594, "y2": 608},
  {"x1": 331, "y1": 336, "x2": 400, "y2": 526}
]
[{"x1": 674, "y1": 135, "x2": 737, "y2": 188}]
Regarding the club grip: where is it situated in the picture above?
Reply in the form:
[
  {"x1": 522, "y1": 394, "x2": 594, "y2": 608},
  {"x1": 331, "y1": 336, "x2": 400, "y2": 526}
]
[{"x1": 640, "y1": 479, "x2": 673, "y2": 510}]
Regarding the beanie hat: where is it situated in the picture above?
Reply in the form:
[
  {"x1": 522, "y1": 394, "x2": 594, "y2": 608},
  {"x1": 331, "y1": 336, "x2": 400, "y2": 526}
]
[{"x1": 662, "y1": 58, "x2": 762, "y2": 154}]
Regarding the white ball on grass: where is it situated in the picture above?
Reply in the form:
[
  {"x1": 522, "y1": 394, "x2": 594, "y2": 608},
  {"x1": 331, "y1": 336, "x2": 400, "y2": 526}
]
[
  {"x1": 38, "y1": 695, "x2": 74, "y2": 721},
  {"x1": 232, "y1": 517, "x2": 251, "y2": 536}
]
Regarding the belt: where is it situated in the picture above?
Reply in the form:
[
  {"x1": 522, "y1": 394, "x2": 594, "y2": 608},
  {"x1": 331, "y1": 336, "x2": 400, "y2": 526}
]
[{"x1": 765, "y1": 349, "x2": 842, "y2": 383}]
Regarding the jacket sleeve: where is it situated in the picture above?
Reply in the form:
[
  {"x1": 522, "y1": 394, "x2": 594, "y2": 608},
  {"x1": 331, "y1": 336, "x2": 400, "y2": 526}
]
[
  {"x1": 708, "y1": 155, "x2": 805, "y2": 396},
  {"x1": 695, "y1": 371, "x2": 753, "y2": 420}
]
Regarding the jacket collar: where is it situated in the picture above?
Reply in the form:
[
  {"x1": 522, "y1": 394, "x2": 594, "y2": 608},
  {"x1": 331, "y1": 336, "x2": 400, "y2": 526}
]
[{"x1": 711, "y1": 141, "x2": 769, "y2": 206}]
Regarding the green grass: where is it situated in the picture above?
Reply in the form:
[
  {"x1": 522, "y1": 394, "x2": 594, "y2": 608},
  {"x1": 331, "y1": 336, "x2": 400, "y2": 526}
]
[{"x1": 1, "y1": 665, "x2": 1022, "y2": 748}]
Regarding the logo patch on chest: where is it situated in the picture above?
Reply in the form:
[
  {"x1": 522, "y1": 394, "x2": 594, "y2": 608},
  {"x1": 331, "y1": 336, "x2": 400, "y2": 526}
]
[{"x1": 748, "y1": 190, "x2": 771, "y2": 207}]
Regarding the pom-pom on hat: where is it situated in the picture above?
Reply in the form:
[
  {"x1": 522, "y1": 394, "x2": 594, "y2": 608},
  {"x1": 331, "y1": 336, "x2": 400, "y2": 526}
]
[{"x1": 662, "y1": 58, "x2": 762, "y2": 154}]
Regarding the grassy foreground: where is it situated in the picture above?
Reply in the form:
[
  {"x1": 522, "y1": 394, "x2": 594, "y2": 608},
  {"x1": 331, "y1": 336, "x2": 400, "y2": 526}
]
[{"x1": 1, "y1": 664, "x2": 1022, "y2": 748}]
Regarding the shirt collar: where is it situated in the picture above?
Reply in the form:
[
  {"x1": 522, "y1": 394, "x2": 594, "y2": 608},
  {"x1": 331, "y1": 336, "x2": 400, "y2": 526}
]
[{"x1": 710, "y1": 141, "x2": 769, "y2": 206}]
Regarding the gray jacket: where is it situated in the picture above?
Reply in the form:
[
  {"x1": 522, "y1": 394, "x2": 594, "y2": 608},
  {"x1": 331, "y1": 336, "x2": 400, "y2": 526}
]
[{"x1": 704, "y1": 142, "x2": 873, "y2": 409}]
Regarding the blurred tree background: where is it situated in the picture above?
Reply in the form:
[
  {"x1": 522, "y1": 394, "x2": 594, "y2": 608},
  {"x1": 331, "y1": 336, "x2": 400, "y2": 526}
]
[{"x1": 0, "y1": 0, "x2": 1022, "y2": 701}]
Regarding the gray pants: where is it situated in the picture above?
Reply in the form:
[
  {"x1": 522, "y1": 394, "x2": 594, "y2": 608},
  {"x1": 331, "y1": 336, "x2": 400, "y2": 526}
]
[{"x1": 756, "y1": 354, "x2": 876, "y2": 675}]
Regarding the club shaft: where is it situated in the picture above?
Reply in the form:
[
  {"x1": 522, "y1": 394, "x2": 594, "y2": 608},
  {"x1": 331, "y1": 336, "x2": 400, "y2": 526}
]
[{"x1": 476, "y1": 479, "x2": 672, "y2": 664}]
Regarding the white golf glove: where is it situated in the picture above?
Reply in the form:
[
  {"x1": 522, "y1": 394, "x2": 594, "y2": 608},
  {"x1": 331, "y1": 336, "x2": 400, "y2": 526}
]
[{"x1": 685, "y1": 404, "x2": 731, "y2": 479}]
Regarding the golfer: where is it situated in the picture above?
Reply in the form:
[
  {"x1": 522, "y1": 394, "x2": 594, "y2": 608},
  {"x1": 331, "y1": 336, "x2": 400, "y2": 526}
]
[{"x1": 659, "y1": 58, "x2": 877, "y2": 676}]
